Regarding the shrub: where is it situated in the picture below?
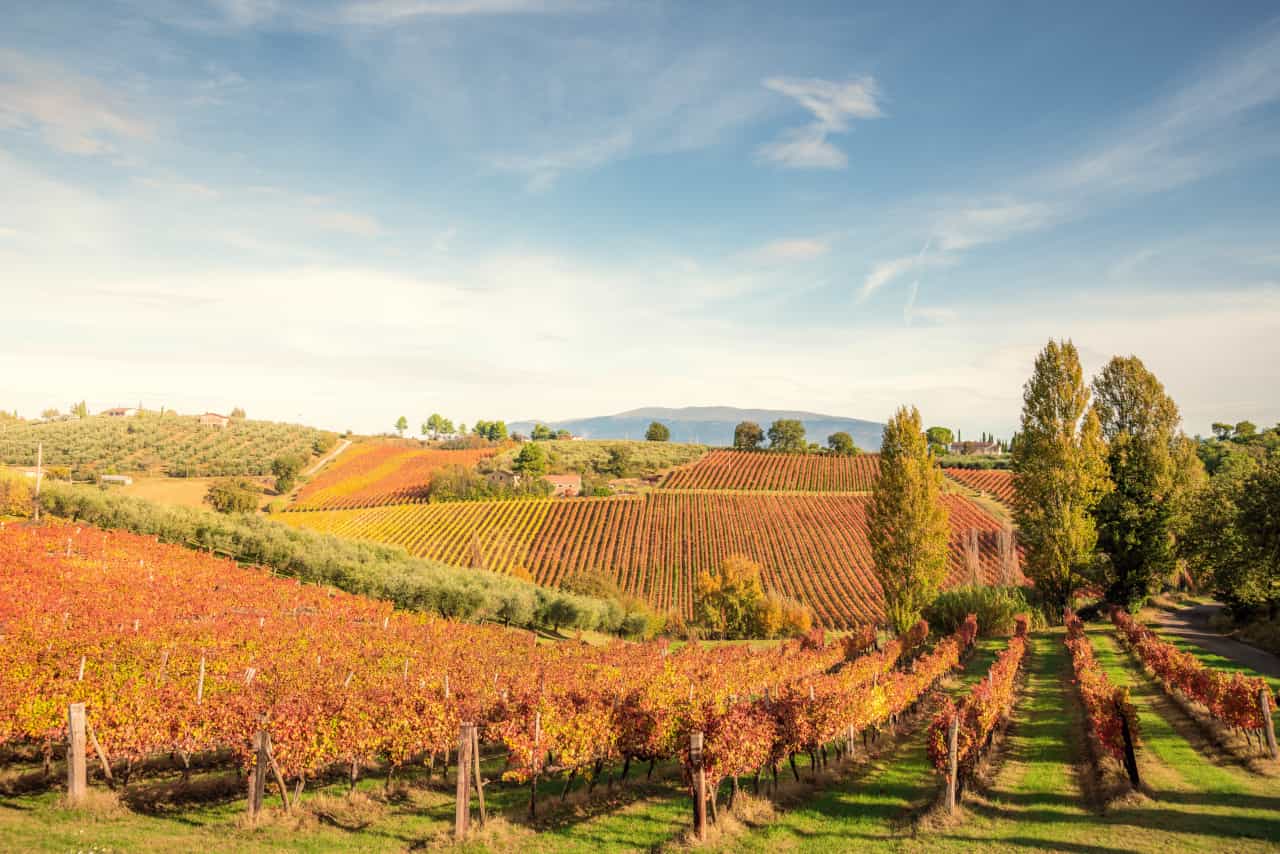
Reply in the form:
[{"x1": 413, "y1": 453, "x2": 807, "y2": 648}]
[{"x1": 925, "y1": 585, "x2": 1038, "y2": 638}]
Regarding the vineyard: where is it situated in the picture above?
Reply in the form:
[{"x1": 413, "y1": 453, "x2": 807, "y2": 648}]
[
  {"x1": 289, "y1": 443, "x2": 497, "y2": 510},
  {"x1": 0, "y1": 415, "x2": 335, "y2": 478},
  {"x1": 280, "y1": 492, "x2": 1021, "y2": 627},
  {"x1": 661, "y1": 449, "x2": 880, "y2": 492},
  {"x1": 942, "y1": 468, "x2": 1016, "y2": 506},
  {"x1": 1, "y1": 522, "x2": 973, "y2": 844},
  {"x1": 4, "y1": 523, "x2": 1280, "y2": 852}
]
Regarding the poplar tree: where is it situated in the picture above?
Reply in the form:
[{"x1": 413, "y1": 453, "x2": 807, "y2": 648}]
[
  {"x1": 869, "y1": 405, "x2": 951, "y2": 634},
  {"x1": 1090, "y1": 355, "x2": 1198, "y2": 610},
  {"x1": 1012, "y1": 340, "x2": 1109, "y2": 619}
]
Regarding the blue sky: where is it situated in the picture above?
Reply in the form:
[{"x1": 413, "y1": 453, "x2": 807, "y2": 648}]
[{"x1": 2, "y1": 1, "x2": 1278, "y2": 438}]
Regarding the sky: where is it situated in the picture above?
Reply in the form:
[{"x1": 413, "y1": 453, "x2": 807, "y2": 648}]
[{"x1": 2, "y1": 1, "x2": 1278, "y2": 439}]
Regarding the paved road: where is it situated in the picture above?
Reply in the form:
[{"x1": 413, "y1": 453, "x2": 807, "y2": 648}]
[{"x1": 1151, "y1": 601, "x2": 1280, "y2": 682}]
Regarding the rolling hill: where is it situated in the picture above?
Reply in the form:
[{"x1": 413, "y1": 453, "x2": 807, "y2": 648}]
[{"x1": 509, "y1": 406, "x2": 884, "y2": 451}]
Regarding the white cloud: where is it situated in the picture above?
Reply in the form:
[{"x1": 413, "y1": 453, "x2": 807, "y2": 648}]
[
  {"x1": 489, "y1": 131, "x2": 633, "y2": 191},
  {"x1": 0, "y1": 49, "x2": 151, "y2": 156},
  {"x1": 343, "y1": 0, "x2": 590, "y2": 23},
  {"x1": 309, "y1": 208, "x2": 383, "y2": 237},
  {"x1": 750, "y1": 237, "x2": 830, "y2": 263},
  {"x1": 934, "y1": 201, "x2": 1056, "y2": 252},
  {"x1": 758, "y1": 76, "x2": 882, "y2": 169},
  {"x1": 136, "y1": 176, "x2": 221, "y2": 200}
]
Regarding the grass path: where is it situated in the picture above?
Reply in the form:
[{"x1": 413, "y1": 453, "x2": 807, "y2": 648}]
[{"x1": 701, "y1": 639, "x2": 1005, "y2": 853}]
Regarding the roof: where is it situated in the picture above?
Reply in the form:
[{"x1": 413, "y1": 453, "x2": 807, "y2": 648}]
[{"x1": 200, "y1": 412, "x2": 229, "y2": 419}]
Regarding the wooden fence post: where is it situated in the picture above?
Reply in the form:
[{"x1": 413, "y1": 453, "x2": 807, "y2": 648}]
[
  {"x1": 471, "y1": 725, "x2": 486, "y2": 826},
  {"x1": 66, "y1": 703, "x2": 87, "y2": 805},
  {"x1": 248, "y1": 729, "x2": 269, "y2": 819},
  {"x1": 1259, "y1": 688, "x2": 1278, "y2": 760},
  {"x1": 455, "y1": 722, "x2": 473, "y2": 839},
  {"x1": 1116, "y1": 700, "x2": 1141, "y2": 786},
  {"x1": 965, "y1": 529, "x2": 980, "y2": 586},
  {"x1": 690, "y1": 731, "x2": 706, "y2": 841},
  {"x1": 945, "y1": 714, "x2": 959, "y2": 813}
]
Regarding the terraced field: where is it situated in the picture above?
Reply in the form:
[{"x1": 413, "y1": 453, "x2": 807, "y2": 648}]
[
  {"x1": 289, "y1": 442, "x2": 497, "y2": 510},
  {"x1": 281, "y1": 492, "x2": 1021, "y2": 626},
  {"x1": 943, "y1": 467, "x2": 1016, "y2": 505},
  {"x1": 661, "y1": 449, "x2": 880, "y2": 491}
]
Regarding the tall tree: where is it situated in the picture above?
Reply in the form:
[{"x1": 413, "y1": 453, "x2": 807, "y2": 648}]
[
  {"x1": 925, "y1": 426, "x2": 952, "y2": 453},
  {"x1": 395, "y1": 415, "x2": 408, "y2": 437},
  {"x1": 644, "y1": 421, "x2": 670, "y2": 442},
  {"x1": 767, "y1": 419, "x2": 807, "y2": 453},
  {"x1": 1012, "y1": 340, "x2": 1110, "y2": 619},
  {"x1": 733, "y1": 421, "x2": 764, "y2": 451},
  {"x1": 1090, "y1": 355, "x2": 1192, "y2": 609},
  {"x1": 869, "y1": 406, "x2": 951, "y2": 634}
]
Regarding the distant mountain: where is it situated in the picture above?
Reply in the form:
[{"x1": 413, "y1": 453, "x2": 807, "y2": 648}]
[{"x1": 509, "y1": 406, "x2": 884, "y2": 451}]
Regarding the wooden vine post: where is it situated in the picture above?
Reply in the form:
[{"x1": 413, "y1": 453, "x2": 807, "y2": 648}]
[
  {"x1": 690, "y1": 731, "x2": 706, "y2": 841},
  {"x1": 66, "y1": 703, "x2": 87, "y2": 805},
  {"x1": 471, "y1": 724, "x2": 486, "y2": 826},
  {"x1": 455, "y1": 722, "x2": 474, "y2": 839},
  {"x1": 944, "y1": 713, "x2": 959, "y2": 813},
  {"x1": 1116, "y1": 700, "x2": 1141, "y2": 786},
  {"x1": 1260, "y1": 688, "x2": 1278, "y2": 760},
  {"x1": 248, "y1": 729, "x2": 270, "y2": 819}
]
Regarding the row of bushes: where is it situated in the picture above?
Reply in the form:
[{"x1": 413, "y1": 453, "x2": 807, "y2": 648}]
[{"x1": 37, "y1": 482, "x2": 656, "y2": 638}]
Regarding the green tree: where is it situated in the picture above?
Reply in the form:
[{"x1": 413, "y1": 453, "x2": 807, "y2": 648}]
[
  {"x1": 555, "y1": 429, "x2": 572, "y2": 440},
  {"x1": 826, "y1": 431, "x2": 859, "y2": 456},
  {"x1": 41, "y1": 408, "x2": 59, "y2": 420},
  {"x1": 270, "y1": 454, "x2": 305, "y2": 494},
  {"x1": 869, "y1": 406, "x2": 951, "y2": 634},
  {"x1": 204, "y1": 479, "x2": 260, "y2": 514},
  {"x1": 1233, "y1": 420, "x2": 1257, "y2": 440},
  {"x1": 1012, "y1": 339, "x2": 1110, "y2": 619},
  {"x1": 599, "y1": 445, "x2": 631, "y2": 478},
  {"x1": 230, "y1": 407, "x2": 246, "y2": 419},
  {"x1": 423, "y1": 413, "x2": 445, "y2": 437},
  {"x1": 1090, "y1": 355, "x2": 1187, "y2": 610},
  {"x1": 71, "y1": 401, "x2": 89, "y2": 419},
  {"x1": 513, "y1": 442, "x2": 548, "y2": 478},
  {"x1": 531, "y1": 423, "x2": 555, "y2": 441},
  {"x1": 925, "y1": 426, "x2": 953, "y2": 454},
  {"x1": 767, "y1": 419, "x2": 807, "y2": 453},
  {"x1": 644, "y1": 421, "x2": 670, "y2": 442},
  {"x1": 733, "y1": 421, "x2": 765, "y2": 451},
  {"x1": 395, "y1": 415, "x2": 408, "y2": 437}
]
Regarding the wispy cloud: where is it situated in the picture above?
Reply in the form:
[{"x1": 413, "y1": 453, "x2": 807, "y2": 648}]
[
  {"x1": 757, "y1": 76, "x2": 882, "y2": 169},
  {"x1": 750, "y1": 237, "x2": 830, "y2": 263},
  {"x1": 860, "y1": 21, "x2": 1280, "y2": 312},
  {"x1": 136, "y1": 176, "x2": 221, "y2": 200},
  {"x1": 0, "y1": 49, "x2": 151, "y2": 156},
  {"x1": 489, "y1": 131, "x2": 633, "y2": 191},
  {"x1": 343, "y1": 0, "x2": 591, "y2": 24}
]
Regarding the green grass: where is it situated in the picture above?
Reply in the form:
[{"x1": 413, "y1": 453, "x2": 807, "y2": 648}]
[{"x1": 491, "y1": 439, "x2": 707, "y2": 479}]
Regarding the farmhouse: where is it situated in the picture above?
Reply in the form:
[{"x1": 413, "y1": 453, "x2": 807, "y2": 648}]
[
  {"x1": 101, "y1": 407, "x2": 139, "y2": 418},
  {"x1": 486, "y1": 470, "x2": 520, "y2": 489},
  {"x1": 947, "y1": 440, "x2": 1001, "y2": 457},
  {"x1": 199, "y1": 413, "x2": 231, "y2": 429},
  {"x1": 544, "y1": 473, "x2": 582, "y2": 497},
  {"x1": 100, "y1": 474, "x2": 134, "y2": 486}
]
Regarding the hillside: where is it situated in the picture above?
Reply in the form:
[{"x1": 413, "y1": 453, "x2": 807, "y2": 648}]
[
  {"x1": 280, "y1": 492, "x2": 1020, "y2": 628},
  {"x1": 0, "y1": 414, "x2": 336, "y2": 478},
  {"x1": 662, "y1": 449, "x2": 879, "y2": 491},
  {"x1": 289, "y1": 441, "x2": 498, "y2": 510},
  {"x1": 510, "y1": 406, "x2": 884, "y2": 450}
]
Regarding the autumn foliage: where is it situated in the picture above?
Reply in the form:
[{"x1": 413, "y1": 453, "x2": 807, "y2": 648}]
[
  {"x1": 1064, "y1": 610, "x2": 1140, "y2": 766},
  {"x1": 1112, "y1": 609, "x2": 1274, "y2": 732}
]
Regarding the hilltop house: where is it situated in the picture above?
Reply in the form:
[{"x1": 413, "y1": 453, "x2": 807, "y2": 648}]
[
  {"x1": 199, "y1": 413, "x2": 231, "y2": 429},
  {"x1": 947, "y1": 440, "x2": 1001, "y2": 456},
  {"x1": 544, "y1": 473, "x2": 582, "y2": 497},
  {"x1": 101, "y1": 407, "x2": 138, "y2": 418}
]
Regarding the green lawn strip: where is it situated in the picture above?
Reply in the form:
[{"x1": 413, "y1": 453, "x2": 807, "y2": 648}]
[
  {"x1": 1086, "y1": 627, "x2": 1280, "y2": 849},
  {"x1": 705, "y1": 638, "x2": 1006, "y2": 853},
  {"x1": 1150, "y1": 626, "x2": 1280, "y2": 739}
]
